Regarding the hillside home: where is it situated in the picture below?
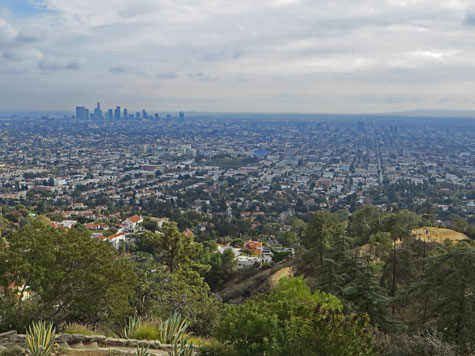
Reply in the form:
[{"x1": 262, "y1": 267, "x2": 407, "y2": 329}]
[
  {"x1": 237, "y1": 255, "x2": 260, "y2": 269},
  {"x1": 123, "y1": 215, "x2": 143, "y2": 232},
  {"x1": 97, "y1": 232, "x2": 126, "y2": 249},
  {"x1": 243, "y1": 239, "x2": 263, "y2": 255}
]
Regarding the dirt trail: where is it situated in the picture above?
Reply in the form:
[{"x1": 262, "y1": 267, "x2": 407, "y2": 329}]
[{"x1": 216, "y1": 260, "x2": 296, "y2": 304}]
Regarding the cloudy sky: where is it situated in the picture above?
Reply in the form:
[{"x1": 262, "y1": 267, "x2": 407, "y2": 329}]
[{"x1": 1, "y1": 0, "x2": 475, "y2": 113}]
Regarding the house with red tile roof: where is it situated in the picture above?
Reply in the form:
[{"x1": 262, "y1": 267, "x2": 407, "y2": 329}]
[
  {"x1": 123, "y1": 215, "x2": 143, "y2": 232},
  {"x1": 85, "y1": 222, "x2": 109, "y2": 230},
  {"x1": 96, "y1": 232, "x2": 126, "y2": 249},
  {"x1": 243, "y1": 239, "x2": 263, "y2": 256},
  {"x1": 183, "y1": 230, "x2": 194, "y2": 237}
]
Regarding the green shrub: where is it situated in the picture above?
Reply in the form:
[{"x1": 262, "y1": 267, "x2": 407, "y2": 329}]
[
  {"x1": 214, "y1": 277, "x2": 379, "y2": 356},
  {"x1": 133, "y1": 322, "x2": 159, "y2": 340},
  {"x1": 120, "y1": 313, "x2": 191, "y2": 342},
  {"x1": 62, "y1": 322, "x2": 95, "y2": 335},
  {"x1": 197, "y1": 340, "x2": 238, "y2": 356}
]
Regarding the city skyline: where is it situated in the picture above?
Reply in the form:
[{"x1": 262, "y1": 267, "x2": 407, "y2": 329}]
[
  {"x1": 2, "y1": 0, "x2": 475, "y2": 113},
  {"x1": 75, "y1": 102, "x2": 185, "y2": 120}
]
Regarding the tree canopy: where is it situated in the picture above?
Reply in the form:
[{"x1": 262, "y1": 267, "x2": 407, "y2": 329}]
[{"x1": 0, "y1": 221, "x2": 135, "y2": 330}]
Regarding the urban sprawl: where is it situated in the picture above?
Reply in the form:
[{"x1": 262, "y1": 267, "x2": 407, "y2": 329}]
[{"x1": 0, "y1": 108, "x2": 474, "y2": 267}]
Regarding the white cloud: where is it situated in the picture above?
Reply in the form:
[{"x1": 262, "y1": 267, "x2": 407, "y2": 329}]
[
  {"x1": 1, "y1": 0, "x2": 475, "y2": 112},
  {"x1": 0, "y1": 18, "x2": 17, "y2": 44}
]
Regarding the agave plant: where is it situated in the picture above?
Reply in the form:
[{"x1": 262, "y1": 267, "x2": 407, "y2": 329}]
[
  {"x1": 168, "y1": 339, "x2": 194, "y2": 356},
  {"x1": 25, "y1": 321, "x2": 56, "y2": 356},
  {"x1": 135, "y1": 345, "x2": 151, "y2": 356},
  {"x1": 121, "y1": 316, "x2": 143, "y2": 339},
  {"x1": 158, "y1": 312, "x2": 190, "y2": 344}
]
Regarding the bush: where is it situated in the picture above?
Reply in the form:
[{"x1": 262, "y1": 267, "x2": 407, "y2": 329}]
[
  {"x1": 214, "y1": 277, "x2": 379, "y2": 356},
  {"x1": 133, "y1": 322, "x2": 159, "y2": 340},
  {"x1": 1, "y1": 222, "x2": 136, "y2": 330},
  {"x1": 120, "y1": 314, "x2": 191, "y2": 342},
  {"x1": 62, "y1": 323, "x2": 95, "y2": 335},
  {"x1": 379, "y1": 329, "x2": 456, "y2": 356},
  {"x1": 197, "y1": 340, "x2": 238, "y2": 356}
]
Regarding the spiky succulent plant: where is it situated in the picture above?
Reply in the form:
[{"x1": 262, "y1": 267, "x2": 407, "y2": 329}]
[{"x1": 25, "y1": 321, "x2": 56, "y2": 356}]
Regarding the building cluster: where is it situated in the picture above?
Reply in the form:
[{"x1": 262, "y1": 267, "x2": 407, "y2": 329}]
[
  {"x1": 0, "y1": 114, "x2": 474, "y2": 237},
  {"x1": 76, "y1": 102, "x2": 184, "y2": 121}
]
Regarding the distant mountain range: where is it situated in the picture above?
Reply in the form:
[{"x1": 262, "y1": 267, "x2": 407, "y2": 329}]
[{"x1": 377, "y1": 109, "x2": 475, "y2": 118}]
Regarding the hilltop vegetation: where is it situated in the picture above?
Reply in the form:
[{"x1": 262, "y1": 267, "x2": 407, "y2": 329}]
[
  {"x1": 1, "y1": 204, "x2": 475, "y2": 355},
  {"x1": 412, "y1": 226, "x2": 468, "y2": 243}
]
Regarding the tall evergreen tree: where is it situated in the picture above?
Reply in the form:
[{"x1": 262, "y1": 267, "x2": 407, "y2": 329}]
[
  {"x1": 343, "y1": 257, "x2": 404, "y2": 332},
  {"x1": 420, "y1": 242, "x2": 475, "y2": 354},
  {"x1": 302, "y1": 211, "x2": 344, "y2": 265}
]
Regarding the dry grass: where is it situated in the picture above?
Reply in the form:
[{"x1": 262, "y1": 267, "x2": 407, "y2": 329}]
[
  {"x1": 62, "y1": 323, "x2": 96, "y2": 336},
  {"x1": 412, "y1": 227, "x2": 468, "y2": 244},
  {"x1": 268, "y1": 267, "x2": 294, "y2": 289}
]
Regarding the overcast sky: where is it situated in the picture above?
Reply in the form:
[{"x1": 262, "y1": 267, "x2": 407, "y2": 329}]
[{"x1": 1, "y1": 0, "x2": 475, "y2": 113}]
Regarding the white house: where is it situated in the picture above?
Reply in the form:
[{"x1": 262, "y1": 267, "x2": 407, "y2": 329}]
[
  {"x1": 58, "y1": 220, "x2": 77, "y2": 229},
  {"x1": 237, "y1": 255, "x2": 260, "y2": 269},
  {"x1": 149, "y1": 217, "x2": 169, "y2": 229},
  {"x1": 123, "y1": 215, "x2": 143, "y2": 232},
  {"x1": 97, "y1": 232, "x2": 126, "y2": 249}
]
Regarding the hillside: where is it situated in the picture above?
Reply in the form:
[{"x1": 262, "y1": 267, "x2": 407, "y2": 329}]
[
  {"x1": 413, "y1": 227, "x2": 468, "y2": 244},
  {"x1": 216, "y1": 261, "x2": 295, "y2": 304}
]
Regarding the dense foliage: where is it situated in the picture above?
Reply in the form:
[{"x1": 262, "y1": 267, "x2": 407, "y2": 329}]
[
  {"x1": 1, "y1": 204, "x2": 475, "y2": 355},
  {"x1": 215, "y1": 277, "x2": 379, "y2": 356},
  {"x1": 0, "y1": 221, "x2": 135, "y2": 329}
]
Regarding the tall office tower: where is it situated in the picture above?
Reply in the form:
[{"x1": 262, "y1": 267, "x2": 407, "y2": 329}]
[
  {"x1": 85, "y1": 108, "x2": 90, "y2": 120},
  {"x1": 123, "y1": 108, "x2": 128, "y2": 120},
  {"x1": 108, "y1": 109, "x2": 113, "y2": 120},
  {"x1": 94, "y1": 102, "x2": 103, "y2": 119},
  {"x1": 114, "y1": 106, "x2": 121, "y2": 119},
  {"x1": 357, "y1": 121, "x2": 365, "y2": 131},
  {"x1": 154, "y1": 113, "x2": 159, "y2": 119},
  {"x1": 179, "y1": 111, "x2": 185, "y2": 120},
  {"x1": 136, "y1": 112, "x2": 141, "y2": 119},
  {"x1": 142, "y1": 109, "x2": 147, "y2": 119},
  {"x1": 76, "y1": 106, "x2": 86, "y2": 120}
]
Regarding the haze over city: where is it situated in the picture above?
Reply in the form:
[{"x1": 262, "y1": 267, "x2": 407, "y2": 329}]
[
  {"x1": 3, "y1": 1, "x2": 475, "y2": 355},
  {"x1": 2, "y1": 0, "x2": 475, "y2": 113}
]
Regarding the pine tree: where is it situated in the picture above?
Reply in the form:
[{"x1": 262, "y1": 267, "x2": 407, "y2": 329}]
[
  {"x1": 421, "y1": 242, "x2": 475, "y2": 354},
  {"x1": 343, "y1": 257, "x2": 403, "y2": 332},
  {"x1": 302, "y1": 211, "x2": 344, "y2": 265}
]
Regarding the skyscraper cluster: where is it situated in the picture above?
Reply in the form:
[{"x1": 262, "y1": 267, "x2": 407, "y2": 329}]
[{"x1": 75, "y1": 103, "x2": 184, "y2": 120}]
